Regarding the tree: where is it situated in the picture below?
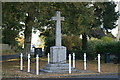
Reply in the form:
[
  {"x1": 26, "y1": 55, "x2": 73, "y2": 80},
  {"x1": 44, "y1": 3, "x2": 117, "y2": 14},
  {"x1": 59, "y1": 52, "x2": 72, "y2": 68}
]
[
  {"x1": 40, "y1": 2, "x2": 119, "y2": 54},
  {"x1": 2, "y1": 2, "x2": 119, "y2": 58},
  {"x1": 82, "y1": 2, "x2": 119, "y2": 52},
  {"x1": 94, "y1": 2, "x2": 119, "y2": 34},
  {"x1": 2, "y1": 2, "x2": 52, "y2": 58},
  {"x1": 2, "y1": 27, "x2": 19, "y2": 50},
  {"x1": 2, "y1": 3, "x2": 23, "y2": 49},
  {"x1": 15, "y1": 36, "x2": 24, "y2": 48},
  {"x1": 101, "y1": 36, "x2": 113, "y2": 42},
  {"x1": 40, "y1": 2, "x2": 96, "y2": 52}
]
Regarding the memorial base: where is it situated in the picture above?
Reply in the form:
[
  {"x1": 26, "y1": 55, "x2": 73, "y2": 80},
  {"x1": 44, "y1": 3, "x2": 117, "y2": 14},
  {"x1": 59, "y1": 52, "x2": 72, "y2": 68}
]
[
  {"x1": 41, "y1": 46, "x2": 76, "y2": 73},
  {"x1": 41, "y1": 63, "x2": 76, "y2": 73}
]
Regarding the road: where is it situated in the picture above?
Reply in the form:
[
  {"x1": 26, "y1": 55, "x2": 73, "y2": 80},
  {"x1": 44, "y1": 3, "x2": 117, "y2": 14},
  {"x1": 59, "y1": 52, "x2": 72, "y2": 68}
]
[
  {"x1": 75, "y1": 74, "x2": 119, "y2": 78},
  {"x1": 0, "y1": 53, "x2": 20, "y2": 61},
  {"x1": 2, "y1": 74, "x2": 119, "y2": 80}
]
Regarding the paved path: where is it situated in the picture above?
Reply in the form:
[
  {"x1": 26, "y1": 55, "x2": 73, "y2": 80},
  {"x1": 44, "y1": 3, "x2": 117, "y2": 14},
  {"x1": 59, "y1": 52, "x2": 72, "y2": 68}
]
[
  {"x1": 2, "y1": 73, "x2": 119, "y2": 80},
  {"x1": 47, "y1": 73, "x2": 119, "y2": 79},
  {"x1": 74, "y1": 73, "x2": 119, "y2": 78},
  {"x1": 0, "y1": 53, "x2": 20, "y2": 61},
  {"x1": 1, "y1": 75, "x2": 119, "y2": 80}
]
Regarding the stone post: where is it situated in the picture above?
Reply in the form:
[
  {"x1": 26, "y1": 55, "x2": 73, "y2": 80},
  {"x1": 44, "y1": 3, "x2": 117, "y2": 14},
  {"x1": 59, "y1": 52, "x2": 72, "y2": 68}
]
[
  {"x1": 36, "y1": 54, "x2": 39, "y2": 75},
  {"x1": 27, "y1": 54, "x2": 30, "y2": 72},
  {"x1": 73, "y1": 53, "x2": 75, "y2": 68},
  {"x1": 98, "y1": 54, "x2": 101, "y2": 73},
  {"x1": 69, "y1": 54, "x2": 71, "y2": 74},
  {"x1": 48, "y1": 53, "x2": 50, "y2": 64},
  {"x1": 20, "y1": 53, "x2": 23, "y2": 71},
  {"x1": 84, "y1": 53, "x2": 86, "y2": 70}
]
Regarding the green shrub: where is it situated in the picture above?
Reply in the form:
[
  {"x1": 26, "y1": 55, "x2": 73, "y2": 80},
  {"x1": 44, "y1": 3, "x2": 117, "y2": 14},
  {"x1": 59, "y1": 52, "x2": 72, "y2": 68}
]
[
  {"x1": 87, "y1": 39, "x2": 103, "y2": 60},
  {"x1": 101, "y1": 36, "x2": 113, "y2": 42},
  {"x1": 87, "y1": 39, "x2": 119, "y2": 60},
  {"x1": 96, "y1": 41, "x2": 120, "y2": 55}
]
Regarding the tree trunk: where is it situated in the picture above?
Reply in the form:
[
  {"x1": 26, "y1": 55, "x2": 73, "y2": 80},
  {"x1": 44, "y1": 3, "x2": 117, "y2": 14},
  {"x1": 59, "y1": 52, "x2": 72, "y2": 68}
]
[
  {"x1": 24, "y1": 13, "x2": 33, "y2": 59},
  {"x1": 82, "y1": 33, "x2": 87, "y2": 53}
]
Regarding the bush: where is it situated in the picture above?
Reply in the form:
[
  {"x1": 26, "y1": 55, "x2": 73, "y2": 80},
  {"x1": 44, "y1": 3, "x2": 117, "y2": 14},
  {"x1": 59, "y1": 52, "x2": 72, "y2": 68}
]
[
  {"x1": 101, "y1": 36, "x2": 113, "y2": 42},
  {"x1": 87, "y1": 39, "x2": 120, "y2": 60},
  {"x1": 62, "y1": 35, "x2": 82, "y2": 51},
  {"x1": 96, "y1": 41, "x2": 120, "y2": 55},
  {"x1": 87, "y1": 39, "x2": 103, "y2": 60},
  {"x1": 62, "y1": 35, "x2": 82, "y2": 60}
]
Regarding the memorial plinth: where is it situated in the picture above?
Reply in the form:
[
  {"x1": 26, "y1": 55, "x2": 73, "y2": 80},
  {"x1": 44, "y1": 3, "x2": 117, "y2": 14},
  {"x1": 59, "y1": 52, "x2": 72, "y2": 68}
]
[{"x1": 50, "y1": 46, "x2": 66, "y2": 64}]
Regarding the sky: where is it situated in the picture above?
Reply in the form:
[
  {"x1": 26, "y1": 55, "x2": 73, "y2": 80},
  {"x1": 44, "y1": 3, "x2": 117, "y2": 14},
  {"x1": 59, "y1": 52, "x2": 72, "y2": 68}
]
[{"x1": 31, "y1": 0, "x2": 120, "y2": 46}]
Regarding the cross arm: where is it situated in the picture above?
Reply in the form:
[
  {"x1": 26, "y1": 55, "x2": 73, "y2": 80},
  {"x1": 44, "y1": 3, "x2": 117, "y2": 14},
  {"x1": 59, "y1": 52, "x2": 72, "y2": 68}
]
[{"x1": 51, "y1": 17, "x2": 65, "y2": 21}]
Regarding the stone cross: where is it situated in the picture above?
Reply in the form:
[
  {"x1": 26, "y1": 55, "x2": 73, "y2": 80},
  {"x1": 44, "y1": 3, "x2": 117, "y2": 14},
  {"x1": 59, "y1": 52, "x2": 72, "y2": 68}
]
[
  {"x1": 51, "y1": 11, "x2": 64, "y2": 46},
  {"x1": 41, "y1": 11, "x2": 69, "y2": 73}
]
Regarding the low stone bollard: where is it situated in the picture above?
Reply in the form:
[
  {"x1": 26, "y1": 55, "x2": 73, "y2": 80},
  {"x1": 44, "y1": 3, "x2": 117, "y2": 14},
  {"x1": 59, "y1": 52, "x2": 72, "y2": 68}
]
[
  {"x1": 48, "y1": 53, "x2": 50, "y2": 64},
  {"x1": 73, "y1": 53, "x2": 75, "y2": 68},
  {"x1": 20, "y1": 53, "x2": 23, "y2": 71},
  {"x1": 69, "y1": 54, "x2": 71, "y2": 74},
  {"x1": 98, "y1": 54, "x2": 101, "y2": 73},
  {"x1": 84, "y1": 53, "x2": 86, "y2": 70},
  {"x1": 27, "y1": 54, "x2": 30, "y2": 72},
  {"x1": 36, "y1": 54, "x2": 39, "y2": 75}
]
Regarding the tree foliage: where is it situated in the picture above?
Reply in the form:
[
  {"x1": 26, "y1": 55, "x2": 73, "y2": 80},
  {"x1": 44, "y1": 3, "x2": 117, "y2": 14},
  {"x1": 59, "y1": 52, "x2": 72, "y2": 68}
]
[
  {"x1": 2, "y1": 2, "x2": 119, "y2": 57},
  {"x1": 101, "y1": 36, "x2": 113, "y2": 42},
  {"x1": 94, "y1": 2, "x2": 119, "y2": 33}
]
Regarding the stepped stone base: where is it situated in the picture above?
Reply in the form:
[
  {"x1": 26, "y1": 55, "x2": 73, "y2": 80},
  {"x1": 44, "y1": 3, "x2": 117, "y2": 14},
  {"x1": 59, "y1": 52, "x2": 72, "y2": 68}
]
[
  {"x1": 41, "y1": 63, "x2": 76, "y2": 73},
  {"x1": 41, "y1": 46, "x2": 76, "y2": 73}
]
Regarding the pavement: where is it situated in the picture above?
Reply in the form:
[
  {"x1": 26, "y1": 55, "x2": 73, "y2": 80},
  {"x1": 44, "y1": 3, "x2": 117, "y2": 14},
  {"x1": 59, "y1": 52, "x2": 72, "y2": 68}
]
[
  {"x1": 32, "y1": 72, "x2": 120, "y2": 78},
  {"x1": 1, "y1": 74, "x2": 120, "y2": 80},
  {"x1": 50, "y1": 72, "x2": 119, "y2": 78}
]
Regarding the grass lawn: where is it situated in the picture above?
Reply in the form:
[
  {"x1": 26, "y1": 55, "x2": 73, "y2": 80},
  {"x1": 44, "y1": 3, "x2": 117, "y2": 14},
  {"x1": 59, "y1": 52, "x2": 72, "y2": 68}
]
[{"x1": 1, "y1": 57, "x2": 119, "y2": 78}]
